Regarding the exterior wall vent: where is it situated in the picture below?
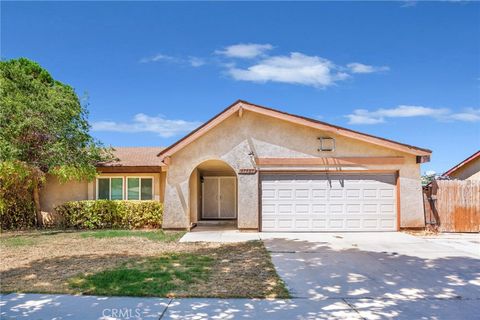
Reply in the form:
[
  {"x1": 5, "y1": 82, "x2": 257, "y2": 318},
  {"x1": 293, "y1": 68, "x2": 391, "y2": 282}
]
[{"x1": 318, "y1": 137, "x2": 335, "y2": 152}]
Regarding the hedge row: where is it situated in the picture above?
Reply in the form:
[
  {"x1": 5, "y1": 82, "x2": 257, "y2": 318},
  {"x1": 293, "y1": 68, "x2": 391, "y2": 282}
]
[{"x1": 55, "y1": 200, "x2": 163, "y2": 229}]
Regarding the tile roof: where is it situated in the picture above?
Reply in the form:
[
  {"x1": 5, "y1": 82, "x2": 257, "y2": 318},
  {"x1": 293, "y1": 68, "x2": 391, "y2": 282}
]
[{"x1": 98, "y1": 147, "x2": 165, "y2": 167}]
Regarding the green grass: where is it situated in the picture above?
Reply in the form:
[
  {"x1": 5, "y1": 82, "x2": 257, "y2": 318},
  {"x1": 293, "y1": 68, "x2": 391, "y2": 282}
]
[
  {"x1": 79, "y1": 230, "x2": 185, "y2": 242},
  {"x1": 1, "y1": 237, "x2": 36, "y2": 247},
  {"x1": 69, "y1": 253, "x2": 213, "y2": 297}
]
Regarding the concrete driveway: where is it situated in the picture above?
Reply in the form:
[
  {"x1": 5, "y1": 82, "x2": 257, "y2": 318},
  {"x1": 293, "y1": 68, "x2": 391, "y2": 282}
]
[{"x1": 262, "y1": 232, "x2": 480, "y2": 319}]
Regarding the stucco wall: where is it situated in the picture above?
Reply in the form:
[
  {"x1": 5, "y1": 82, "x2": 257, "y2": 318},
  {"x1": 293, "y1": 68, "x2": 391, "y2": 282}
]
[
  {"x1": 449, "y1": 158, "x2": 480, "y2": 180},
  {"x1": 163, "y1": 110, "x2": 426, "y2": 230},
  {"x1": 40, "y1": 175, "x2": 89, "y2": 213}
]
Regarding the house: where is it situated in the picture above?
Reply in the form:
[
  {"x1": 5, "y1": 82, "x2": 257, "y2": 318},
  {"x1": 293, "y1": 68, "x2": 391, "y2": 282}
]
[
  {"x1": 40, "y1": 147, "x2": 167, "y2": 213},
  {"x1": 40, "y1": 100, "x2": 432, "y2": 232},
  {"x1": 442, "y1": 150, "x2": 480, "y2": 181}
]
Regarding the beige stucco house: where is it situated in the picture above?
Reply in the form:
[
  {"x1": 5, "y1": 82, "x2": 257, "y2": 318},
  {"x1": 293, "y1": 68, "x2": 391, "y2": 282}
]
[
  {"x1": 41, "y1": 100, "x2": 432, "y2": 232},
  {"x1": 443, "y1": 150, "x2": 480, "y2": 181}
]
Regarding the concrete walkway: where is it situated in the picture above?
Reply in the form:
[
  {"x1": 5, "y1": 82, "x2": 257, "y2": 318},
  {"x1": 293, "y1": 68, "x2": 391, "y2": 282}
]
[
  {"x1": 179, "y1": 226, "x2": 261, "y2": 243},
  {"x1": 2, "y1": 292, "x2": 479, "y2": 320},
  {"x1": 0, "y1": 294, "x2": 363, "y2": 319}
]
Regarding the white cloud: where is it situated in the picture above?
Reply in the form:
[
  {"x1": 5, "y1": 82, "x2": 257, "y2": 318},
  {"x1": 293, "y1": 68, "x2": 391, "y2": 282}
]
[
  {"x1": 215, "y1": 43, "x2": 273, "y2": 59},
  {"x1": 401, "y1": 1, "x2": 417, "y2": 8},
  {"x1": 347, "y1": 62, "x2": 390, "y2": 74},
  {"x1": 188, "y1": 57, "x2": 206, "y2": 67},
  {"x1": 346, "y1": 105, "x2": 480, "y2": 125},
  {"x1": 140, "y1": 54, "x2": 205, "y2": 67},
  {"x1": 346, "y1": 112, "x2": 386, "y2": 125},
  {"x1": 92, "y1": 113, "x2": 202, "y2": 138},
  {"x1": 449, "y1": 108, "x2": 480, "y2": 122},
  {"x1": 141, "y1": 44, "x2": 390, "y2": 88},
  {"x1": 140, "y1": 54, "x2": 177, "y2": 63},
  {"x1": 227, "y1": 52, "x2": 350, "y2": 88}
]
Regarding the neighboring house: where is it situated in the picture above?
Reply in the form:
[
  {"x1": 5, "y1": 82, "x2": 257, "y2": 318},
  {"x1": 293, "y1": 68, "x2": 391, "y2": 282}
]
[
  {"x1": 40, "y1": 100, "x2": 432, "y2": 232},
  {"x1": 442, "y1": 150, "x2": 480, "y2": 181}
]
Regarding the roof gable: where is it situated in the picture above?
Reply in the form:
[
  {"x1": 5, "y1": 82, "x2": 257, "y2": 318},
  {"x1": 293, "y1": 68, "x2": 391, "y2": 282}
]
[
  {"x1": 158, "y1": 100, "x2": 432, "y2": 160},
  {"x1": 443, "y1": 150, "x2": 480, "y2": 176}
]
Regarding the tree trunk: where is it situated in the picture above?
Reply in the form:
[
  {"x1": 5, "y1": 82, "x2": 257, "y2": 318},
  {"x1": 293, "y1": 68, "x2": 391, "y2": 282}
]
[{"x1": 33, "y1": 182, "x2": 42, "y2": 228}]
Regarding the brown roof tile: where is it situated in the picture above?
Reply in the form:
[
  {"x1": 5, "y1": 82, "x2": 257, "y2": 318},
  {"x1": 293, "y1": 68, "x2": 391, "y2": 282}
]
[{"x1": 98, "y1": 147, "x2": 165, "y2": 167}]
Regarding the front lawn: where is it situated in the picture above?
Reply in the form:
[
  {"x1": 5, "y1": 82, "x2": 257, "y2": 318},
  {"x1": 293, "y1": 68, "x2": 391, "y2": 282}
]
[
  {"x1": 69, "y1": 253, "x2": 214, "y2": 297},
  {"x1": 79, "y1": 229, "x2": 184, "y2": 242},
  {"x1": 0, "y1": 230, "x2": 289, "y2": 298}
]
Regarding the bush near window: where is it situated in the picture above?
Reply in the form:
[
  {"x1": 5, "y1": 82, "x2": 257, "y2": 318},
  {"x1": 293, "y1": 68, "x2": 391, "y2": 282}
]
[{"x1": 55, "y1": 200, "x2": 163, "y2": 229}]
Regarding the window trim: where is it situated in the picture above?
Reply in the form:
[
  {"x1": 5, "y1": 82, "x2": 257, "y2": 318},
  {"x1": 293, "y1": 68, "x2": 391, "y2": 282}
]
[
  {"x1": 126, "y1": 176, "x2": 155, "y2": 201},
  {"x1": 96, "y1": 176, "x2": 125, "y2": 200}
]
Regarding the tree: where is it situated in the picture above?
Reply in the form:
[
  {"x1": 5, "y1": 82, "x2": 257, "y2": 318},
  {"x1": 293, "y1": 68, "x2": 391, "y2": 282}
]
[{"x1": 0, "y1": 58, "x2": 112, "y2": 226}]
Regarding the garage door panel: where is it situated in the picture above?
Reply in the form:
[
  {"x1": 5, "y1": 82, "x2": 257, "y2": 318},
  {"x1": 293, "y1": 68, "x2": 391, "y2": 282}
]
[
  {"x1": 346, "y1": 189, "x2": 361, "y2": 199},
  {"x1": 295, "y1": 219, "x2": 310, "y2": 228},
  {"x1": 329, "y1": 219, "x2": 345, "y2": 228},
  {"x1": 295, "y1": 189, "x2": 310, "y2": 198},
  {"x1": 262, "y1": 189, "x2": 276, "y2": 199},
  {"x1": 278, "y1": 189, "x2": 293, "y2": 199},
  {"x1": 363, "y1": 219, "x2": 379, "y2": 228},
  {"x1": 363, "y1": 189, "x2": 378, "y2": 198},
  {"x1": 312, "y1": 189, "x2": 327, "y2": 199},
  {"x1": 295, "y1": 204, "x2": 309, "y2": 213},
  {"x1": 380, "y1": 189, "x2": 395, "y2": 198},
  {"x1": 312, "y1": 219, "x2": 327, "y2": 228},
  {"x1": 278, "y1": 204, "x2": 293, "y2": 214},
  {"x1": 261, "y1": 173, "x2": 397, "y2": 232},
  {"x1": 278, "y1": 219, "x2": 294, "y2": 229},
  {"x1": 346, "y1": 219, "x2": 362, "y2": 228},
  {"x1": 380, "y1": 219, "x2": 396, "y2": 228},
  {"x1": 346, "y1": 204, "x2": 361, "y2": 213},
  {"x1": 262, "y1": 218, "x2": 276, "y2": 229}
]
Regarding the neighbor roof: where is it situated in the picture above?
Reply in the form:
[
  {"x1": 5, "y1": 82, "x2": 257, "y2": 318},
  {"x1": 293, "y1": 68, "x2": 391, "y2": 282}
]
[
  {"x1": 158, "y1": 100, "x2": 432, "y2": 159},
  {"x1": 98, "y1": 147, "x2": 166, "y2": 167},
  {"x1": 443, "y1": 150, "x2": 480, "y2": 177}
]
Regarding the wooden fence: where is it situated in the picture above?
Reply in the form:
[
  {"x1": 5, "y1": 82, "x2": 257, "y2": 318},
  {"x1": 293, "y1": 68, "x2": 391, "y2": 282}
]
[{"x1": 424, "y1": 180, "x2": 480, "y2": 232}]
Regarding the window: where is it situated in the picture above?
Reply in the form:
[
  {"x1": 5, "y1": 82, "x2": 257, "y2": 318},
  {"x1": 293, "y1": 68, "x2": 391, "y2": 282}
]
[
  {"x1": 97, "y1": 177, "x2": 124, "y2": 200},
  {"x1": 127, "y1": 177, "x2": 153, "y2": 200}
]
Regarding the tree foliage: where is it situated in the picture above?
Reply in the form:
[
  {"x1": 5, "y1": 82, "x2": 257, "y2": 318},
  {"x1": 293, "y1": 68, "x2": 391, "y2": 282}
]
[
  {"x1": 0, "y1": 58, "x2": 112, "y2": 227},
  {"x1": 0, "y1": 161, "x2": 38, "y2": 229}
]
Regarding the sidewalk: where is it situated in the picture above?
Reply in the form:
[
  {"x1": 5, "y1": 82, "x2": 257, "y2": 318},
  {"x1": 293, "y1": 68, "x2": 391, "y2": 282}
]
[
  {"x1": 2, "y1": 293, "x2": 478, "y2": 320},
  {"x1": 0, "y1": 293, "x2": 361, "y2": 319}
]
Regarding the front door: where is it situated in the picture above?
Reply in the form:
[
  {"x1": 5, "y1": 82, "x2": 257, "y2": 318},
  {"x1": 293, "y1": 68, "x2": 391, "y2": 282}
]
[{"x1": 202, "y1": 177, "x2": 236, "y2": 219}]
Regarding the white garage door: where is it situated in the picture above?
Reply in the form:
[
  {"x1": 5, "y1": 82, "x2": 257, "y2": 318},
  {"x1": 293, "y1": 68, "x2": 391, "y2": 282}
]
[{"x1": 261, "y1": 173, "x2": 397, "y2": 232}]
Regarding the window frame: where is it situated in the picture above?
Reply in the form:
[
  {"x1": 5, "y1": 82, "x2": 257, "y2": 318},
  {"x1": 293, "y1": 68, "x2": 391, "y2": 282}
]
[
  {"x1": 126, "y1": 176, "x2": 155, "y2": 201},
  {"x1": 96, "y1": 176, "x2": 125, "y2": 200}
]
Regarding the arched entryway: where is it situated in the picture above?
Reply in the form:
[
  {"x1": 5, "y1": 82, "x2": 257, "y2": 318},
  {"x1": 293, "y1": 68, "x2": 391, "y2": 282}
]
[{"x1": 189, "y1": 160, "x2": 238, "y2": 227}]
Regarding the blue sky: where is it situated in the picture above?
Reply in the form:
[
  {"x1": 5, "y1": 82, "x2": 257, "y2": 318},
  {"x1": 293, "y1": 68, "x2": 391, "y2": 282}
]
[{"x1": 2, "y1": 1, "x2": 479, "y2": 174}]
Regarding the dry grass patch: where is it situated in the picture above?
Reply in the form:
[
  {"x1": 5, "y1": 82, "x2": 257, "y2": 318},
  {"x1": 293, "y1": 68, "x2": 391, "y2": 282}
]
[{"x1": 0, "y1": 230, "x2": 289, "y2": 298}]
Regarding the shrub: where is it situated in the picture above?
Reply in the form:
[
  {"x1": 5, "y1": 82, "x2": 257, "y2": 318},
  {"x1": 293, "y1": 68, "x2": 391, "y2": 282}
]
[
  {"x1": 55, "y1": 200, "x2": 163, "y2": 229},
  {"x1": 0, "y1": 161, "x2": 38, "y2": 230}
]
